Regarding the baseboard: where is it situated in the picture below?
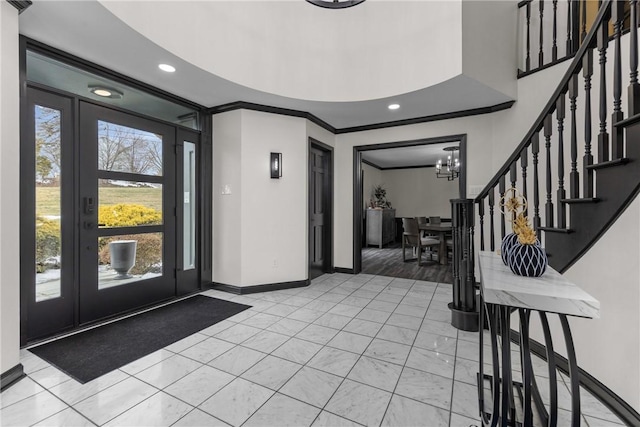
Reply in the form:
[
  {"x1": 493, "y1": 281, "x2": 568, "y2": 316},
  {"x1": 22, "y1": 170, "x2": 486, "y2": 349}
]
[
  {"x1": 1, "y1": 364, "x2": 25, "y2": 391},
  {"x1": 210, "y1": 279, "x2": 310, "y2": 295},
  {"x1": 334, "y1": 267, "x2": 355, "y2": 274},
  {"x1": 510, "y1": 330, "x2": 640, "y2": 426}
]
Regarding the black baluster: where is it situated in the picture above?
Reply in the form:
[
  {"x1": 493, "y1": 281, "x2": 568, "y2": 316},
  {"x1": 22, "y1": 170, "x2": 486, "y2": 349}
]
[
  {"x1": 539, "y1": 0, "x2": 545, "y2": 67},
  {"x1": 489, "y1": 189, "x2": 496, "y2": 251},
  {"x1": 612, "y1": 0, "x2": 625, "y2": 159},
  {"x1": 557, "y1": 94, "x2": 567, "y2": 228},
  {"x1": 569, "y1": 74, "x2": 579, "y2": 198},
  {"x1": 544, "y1": 114, "x2": 554, "y2": 228},
  {"x1": 479, "y1": 200, "x2": 485, "y2": 252},
  {"x1": 629, "y1": 0, "x2": 640, "y2": 115},
  {"x1": 521, "y1": 149, "x2": 528, "y2": 211},
  {"x1": 553, "y1": 0, "x2": 559, "y2": 60},
  {"x1": 597, "y1": 19, "x2": 610, "y2": 162},
  {"x1": 510, "y1": 161, "x2": 518, "y2": 191},
  {"x1": 581, "y1": 0, "x2": 587, "y2": 42},
  {"x1": 584, "y1": 49, "x2": 594, "y2": 198},
  {"x1": 499, "y1": 176, "x2": 506, "y2": 238},
  {"x1": 532, "y1": 133, "x2": 541, "y2": 239},
  {"x1": 566, "y1": 0, "x2": 572, "y2": 54},
  {"x1": 527, "y1": 2, "x2": 532, "y2": 71}
]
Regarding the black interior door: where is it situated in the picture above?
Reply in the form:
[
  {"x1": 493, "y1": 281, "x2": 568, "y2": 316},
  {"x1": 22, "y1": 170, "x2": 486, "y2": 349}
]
[
  {"x1": 78, "y1": 102, "x2": 176, "y2": 324},
  {"x1": 309, "y1": 145, "x2": 331, "y2": 279}
]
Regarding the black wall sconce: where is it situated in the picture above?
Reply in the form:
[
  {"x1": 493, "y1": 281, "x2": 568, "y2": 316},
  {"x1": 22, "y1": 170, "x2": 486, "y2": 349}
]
[{"x1": 270, "y1": 152, "x2": 282, "y2": 179}]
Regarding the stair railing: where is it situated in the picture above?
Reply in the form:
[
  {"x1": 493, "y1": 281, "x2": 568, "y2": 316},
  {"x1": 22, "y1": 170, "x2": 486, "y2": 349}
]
[
  {"x1": 518, "y1": 0, "x2": 582, "y2": 76},
  {"x1": 475, "y1": 0, "x2": 640, "y2": 273}
]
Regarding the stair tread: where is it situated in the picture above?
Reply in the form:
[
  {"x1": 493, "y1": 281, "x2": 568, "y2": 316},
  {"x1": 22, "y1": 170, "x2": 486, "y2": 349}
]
[
  {"x1": 537, "y1": 227, "x2": 574, "y2": 234},
  {"x1": 586, "y1": 158, "x2": 629, "y2": 170},
  {"x1": 560, "y1": 197, "x2": 600, "y2": 204}
]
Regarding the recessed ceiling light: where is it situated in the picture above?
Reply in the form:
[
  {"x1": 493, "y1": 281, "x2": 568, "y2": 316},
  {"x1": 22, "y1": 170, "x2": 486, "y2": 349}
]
[
  {"x1": 388, "y1": 103, "x2": 400, "y2": 110},
  {"x1": 88, "y1": 85, "x2": 123, "y2": 99},
  {"x1": 158, "y1": 63, "x2": 176, "y2": 73},
  {"x1": 93, "y1": 88, "x2": 112, "y2": 97}
]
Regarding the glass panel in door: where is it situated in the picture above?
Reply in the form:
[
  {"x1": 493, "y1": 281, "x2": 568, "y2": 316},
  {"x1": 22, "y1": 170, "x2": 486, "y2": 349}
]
[
  {"x1": 183, "y1": 141, "x2": 196, "y2": 271},
  {"x1": 35, "y1": 105, "x2": 62, "y2": 302}
]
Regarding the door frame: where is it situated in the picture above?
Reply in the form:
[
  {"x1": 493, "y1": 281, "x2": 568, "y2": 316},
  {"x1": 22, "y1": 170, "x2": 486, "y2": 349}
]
[
  {"x1": 308, "y1": 138, "x2": 334, "y2": 278},
  {"x1": 352, "y1": 134, "x2": 467, "y2": 274}
]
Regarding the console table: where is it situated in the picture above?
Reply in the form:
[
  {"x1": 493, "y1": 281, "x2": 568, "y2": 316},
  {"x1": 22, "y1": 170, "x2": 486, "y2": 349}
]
[{"x1": 477, "y1": 251, "x2": 600, "y2": 426}]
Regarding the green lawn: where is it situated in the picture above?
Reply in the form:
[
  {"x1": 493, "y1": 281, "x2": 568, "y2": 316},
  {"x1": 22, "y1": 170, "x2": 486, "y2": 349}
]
[{"x1": 36, "y1": 186, "x2": 163, "y2": 217}]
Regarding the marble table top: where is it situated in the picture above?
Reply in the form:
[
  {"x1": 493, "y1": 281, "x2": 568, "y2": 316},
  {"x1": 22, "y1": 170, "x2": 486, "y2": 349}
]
[{"x1": 478, "y1": 251, "x2": 600, "y2": 319}]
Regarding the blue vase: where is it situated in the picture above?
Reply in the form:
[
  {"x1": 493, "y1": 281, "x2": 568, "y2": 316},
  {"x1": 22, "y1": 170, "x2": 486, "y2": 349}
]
[
  {"x1": 508, "y1": 243, "x2": 548, "y2": 277},
  {"x1": 500, "y1": 233, "x2": 519, "y2": 265}
]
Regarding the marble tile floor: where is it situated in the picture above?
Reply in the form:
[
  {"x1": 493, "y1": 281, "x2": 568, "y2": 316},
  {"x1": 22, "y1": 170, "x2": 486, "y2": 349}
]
[{"x1": 0, "y1": 273, "x2": 625, "y2": 427}]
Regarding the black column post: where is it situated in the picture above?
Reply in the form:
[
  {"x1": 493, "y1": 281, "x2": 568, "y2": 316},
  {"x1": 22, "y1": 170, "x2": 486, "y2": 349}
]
[{"x1": 449, "y1": 199, "x2": 479, "y2": 332}]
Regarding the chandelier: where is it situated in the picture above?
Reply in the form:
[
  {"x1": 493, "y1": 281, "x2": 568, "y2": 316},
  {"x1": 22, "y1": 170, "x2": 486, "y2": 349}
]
[
  {"x1": 435, "y1": 146, "x2": 460, "y2": 181},
  {"x1": 306, "y1": 0, "x2": 366, "y2": 9}
]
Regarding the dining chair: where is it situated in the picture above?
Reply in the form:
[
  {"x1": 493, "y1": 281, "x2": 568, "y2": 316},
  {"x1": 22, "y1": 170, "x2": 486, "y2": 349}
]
[{"x1": 402, "y1": 218, "x2": 439, "y2": 266}]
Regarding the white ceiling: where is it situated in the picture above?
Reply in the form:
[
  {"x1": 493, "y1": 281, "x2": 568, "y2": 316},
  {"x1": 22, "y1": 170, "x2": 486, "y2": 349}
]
[
  {"x1": 361, "y1": 141, "x2": 460, "y2": 169},
  {"x1": 18, "y1": 1, "x2": 513, "y2": 130}
]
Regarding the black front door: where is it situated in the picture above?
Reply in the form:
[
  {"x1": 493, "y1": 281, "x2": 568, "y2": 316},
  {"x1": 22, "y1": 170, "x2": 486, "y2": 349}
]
[
  {"x1": 78, "y1": 102, "x2": 177, "y2": 323},
  {"x1": 309, "y1": 145, "x2": 332, "y2": 279}
]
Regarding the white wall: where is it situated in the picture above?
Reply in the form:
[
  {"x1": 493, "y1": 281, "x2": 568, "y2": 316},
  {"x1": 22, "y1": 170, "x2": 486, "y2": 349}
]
[
  {"x1": 213, "y1": 110, "x2": 309, "y2": 287},
  {"x1": 462, "y1": 1, "x2": 518, "y2": 99},
  {"x1": 382, "y1": 168, "x2": 458, "y2": 218},
  {"x1": 362, "y1": 163, "x2": 382, "y2": 209},
  {"x1": 558, "y1": 198, "x2": 640, "y2": 409},
  {"x1": 0, "y1": 1, "x2": 21, "y2": 377},
  {"x1": 101, "y1": 1, "x2": 463, "y2": 102},
  {"x1": 240, "y1": 110, "x2": 308, "y2": 286},
  {"x1": 212, "y1": 110, "x2": 243, "y2": 286}
]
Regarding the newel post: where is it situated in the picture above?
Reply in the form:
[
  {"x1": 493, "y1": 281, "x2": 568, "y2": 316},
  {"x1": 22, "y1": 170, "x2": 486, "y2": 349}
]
[{"x1": 449, "y1": 199, "x2": 479, "y2": 332}]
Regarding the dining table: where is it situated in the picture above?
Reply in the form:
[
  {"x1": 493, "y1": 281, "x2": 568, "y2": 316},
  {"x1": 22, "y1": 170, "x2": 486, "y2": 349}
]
[{"x1": 418, "y1": 223, "x2": 452, "y2": 265}]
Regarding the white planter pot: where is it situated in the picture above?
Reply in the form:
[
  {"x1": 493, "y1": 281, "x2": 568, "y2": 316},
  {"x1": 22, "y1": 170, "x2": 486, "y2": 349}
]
[{"x1": 109, "y1": 240, "x2": 137, "y2": 279}]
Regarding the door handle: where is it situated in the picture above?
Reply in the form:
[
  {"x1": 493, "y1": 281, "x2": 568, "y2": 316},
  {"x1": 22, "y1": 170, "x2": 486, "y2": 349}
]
[{"x1": 83, "y1": 221, "x2": 94, "y2": 230}]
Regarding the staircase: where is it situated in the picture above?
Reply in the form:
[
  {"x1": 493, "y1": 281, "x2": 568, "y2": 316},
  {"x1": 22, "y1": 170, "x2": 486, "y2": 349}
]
[{"x1": 476, "y1": 0, "x2": 640, "y2": 274}]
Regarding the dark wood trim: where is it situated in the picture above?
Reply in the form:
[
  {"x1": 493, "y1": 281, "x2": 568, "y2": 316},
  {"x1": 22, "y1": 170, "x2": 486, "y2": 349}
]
[
  {"x1": 335, "y1": 101, "x2": 515, "y2": 134},
  {"x1": 518, "y1": 52, "x2": 577, "y2": 79},
  {"x1": 200, "y1": 116, "x2": 213, "y2": 285},
  {"x1": 209, "y1": 100, "x2": 515, "y2": 136},
  {"x1": 511, "y1": 331, "x2": 640, "y2": 427},
  {"x1": 361, "y1": 159, "x2": 381, "y2": 170},
  {"x1": 23, "y1": 37, "x2": 205, "y2": 112},
  {"x1": 353, "y1": 148, "x2": 363, "y2": 274},
  {"x1": 210, "y1": 279, "x2": 310, "y2": 295},
  {"x1": 0, "y1": 364, "x2": 25, "y2": 391},
  {"x1": 334, "y1": 267, "x2": 355, "y2": 274},
  {"x1": 19, "y1": 34, "x2": 28, "y2": 346},
  {"x1": 7, "y1": 0, "x2": 31, "y2": 13},
  {"x1": 353, "y1": 134, "x2": 467, "y2": 274},
  {"x1": 362, "y1": 159, "x2": 437, "y2": 171},
  {"x1": 208, "y1": 101, "x2": 337, "y2": 134}
]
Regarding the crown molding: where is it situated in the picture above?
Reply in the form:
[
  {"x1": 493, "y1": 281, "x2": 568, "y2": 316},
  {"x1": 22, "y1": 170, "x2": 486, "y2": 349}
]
[{"x1": 208, "y1": 100, "x2": 515, "y2": 135}]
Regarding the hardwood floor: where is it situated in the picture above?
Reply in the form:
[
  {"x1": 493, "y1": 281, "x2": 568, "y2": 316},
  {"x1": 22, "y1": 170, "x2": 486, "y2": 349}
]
[{"x1": 361, "y1": 242, "x2": 453, "y2": 283}]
